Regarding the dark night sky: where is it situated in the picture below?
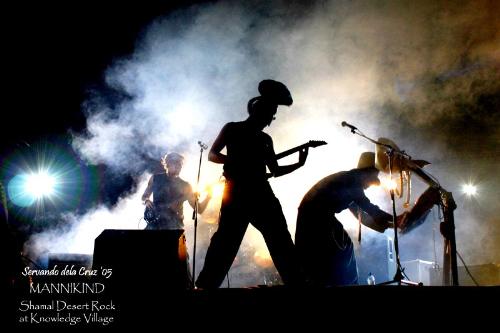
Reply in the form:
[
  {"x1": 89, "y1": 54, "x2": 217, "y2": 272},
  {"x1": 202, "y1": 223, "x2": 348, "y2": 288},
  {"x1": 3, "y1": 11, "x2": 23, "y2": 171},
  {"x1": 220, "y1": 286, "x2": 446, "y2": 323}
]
[
  {"x1": 2, "y1": 1, "x2": 207, "y2": 147},
  {"x1": 1, "y1": 1, "x2": 209, "y2": 209}
]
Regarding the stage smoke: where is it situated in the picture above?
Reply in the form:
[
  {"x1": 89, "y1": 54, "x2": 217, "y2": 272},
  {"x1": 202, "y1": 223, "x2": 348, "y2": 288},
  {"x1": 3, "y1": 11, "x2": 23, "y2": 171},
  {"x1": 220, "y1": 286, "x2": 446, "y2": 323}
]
[{"x1": 25, "y1": 0, "x2": 499, "y2": 286}]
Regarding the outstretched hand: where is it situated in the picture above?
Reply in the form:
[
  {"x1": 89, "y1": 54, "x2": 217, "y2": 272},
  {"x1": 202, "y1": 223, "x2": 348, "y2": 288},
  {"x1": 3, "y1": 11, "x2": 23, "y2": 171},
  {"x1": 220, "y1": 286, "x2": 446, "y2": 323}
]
[{"x1": 299, "y1": 147, "x2": 309, "y2": 166}]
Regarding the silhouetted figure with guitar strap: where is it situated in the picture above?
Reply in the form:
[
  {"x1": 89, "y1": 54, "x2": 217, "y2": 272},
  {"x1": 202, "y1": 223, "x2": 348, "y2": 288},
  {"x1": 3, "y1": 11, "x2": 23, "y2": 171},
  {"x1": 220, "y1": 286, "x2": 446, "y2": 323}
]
[{"x1": 196, "y1": 80, "x2": 325, "y2": 288}]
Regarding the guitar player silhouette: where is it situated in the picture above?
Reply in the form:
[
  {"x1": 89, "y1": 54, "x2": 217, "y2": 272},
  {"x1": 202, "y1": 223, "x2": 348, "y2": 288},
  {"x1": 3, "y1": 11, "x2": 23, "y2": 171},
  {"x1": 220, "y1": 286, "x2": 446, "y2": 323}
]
[{"x1": 196, "y1": 80, "x2": 313, "y2": 289}]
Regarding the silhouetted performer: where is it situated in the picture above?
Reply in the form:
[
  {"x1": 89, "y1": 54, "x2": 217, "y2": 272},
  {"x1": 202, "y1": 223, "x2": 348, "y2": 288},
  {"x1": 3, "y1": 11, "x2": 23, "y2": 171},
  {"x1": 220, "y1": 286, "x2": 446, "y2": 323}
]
[
  {"x1": 295, "y1": 152, "x2": 393, "y2": 287},
  {"x1": 142, "y1": 152, "x2": 211, "y2": 230},
  {"x1": 196, "y1": 80, "x2": 309, "y2": 288}
]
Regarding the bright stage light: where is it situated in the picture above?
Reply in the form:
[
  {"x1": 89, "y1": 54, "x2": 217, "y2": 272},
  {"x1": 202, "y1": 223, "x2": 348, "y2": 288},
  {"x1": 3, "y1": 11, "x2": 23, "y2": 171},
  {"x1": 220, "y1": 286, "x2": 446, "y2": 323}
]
[
  {"x1": 208, "y1": 181, "x2": 225, "y2": 199},
  {"x1": 3, "y1": 140, "x2": 93, "y2": 215},
  {"x1": 462, "y1": 183, "x2": 477, "y2": 196},
  {"x1": 25, "y1": 172, "x2": 56, "y2": 198},
  {"x1": 379, "y1": 175, "x2": 397, "y2": 191},
  {"x1": 7, "y1": 171, "x2": 58, "y2": 207}
]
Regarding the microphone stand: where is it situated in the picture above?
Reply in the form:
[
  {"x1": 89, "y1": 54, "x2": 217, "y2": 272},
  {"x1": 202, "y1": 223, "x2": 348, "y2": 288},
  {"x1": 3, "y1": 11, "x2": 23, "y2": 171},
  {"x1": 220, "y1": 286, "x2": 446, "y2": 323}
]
[
  {"x1": 343, "y1": 124, "x2": 419, "y2": 286},
  {"x1": 378, "y1": 147, "x2": 420, "y2": 286},
  {"x1": 192, "y1": 141, "x2": 207, "y2": 288}
]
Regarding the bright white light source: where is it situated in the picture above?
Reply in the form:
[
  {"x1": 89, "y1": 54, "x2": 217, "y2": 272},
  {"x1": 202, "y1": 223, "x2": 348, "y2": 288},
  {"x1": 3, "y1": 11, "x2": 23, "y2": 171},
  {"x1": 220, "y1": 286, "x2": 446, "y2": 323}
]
[
  {"x1": 379, "y1": 175, "x2": 397, "y2": 191},
  {"x1": 208, "y1": 181, "x2": 225, "y2": 200},
  {"x1": 462, "y1": 183, "x2": 477, "y2": 196},
  {"x1": 25, "y1": 172, "x2": 56, "y2": 198}
]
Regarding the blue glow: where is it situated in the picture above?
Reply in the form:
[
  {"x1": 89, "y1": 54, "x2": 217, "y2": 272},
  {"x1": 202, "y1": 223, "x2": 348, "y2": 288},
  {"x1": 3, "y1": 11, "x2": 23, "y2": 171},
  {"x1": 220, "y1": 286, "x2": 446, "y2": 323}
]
[{"x1": 7, "y1": 174, "x2": 36, "y2": 207}]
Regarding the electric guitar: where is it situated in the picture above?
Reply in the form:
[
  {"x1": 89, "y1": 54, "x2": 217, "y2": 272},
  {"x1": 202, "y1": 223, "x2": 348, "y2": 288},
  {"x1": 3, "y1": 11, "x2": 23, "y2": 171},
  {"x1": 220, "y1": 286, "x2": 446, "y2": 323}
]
[
  {"x1": 266, "y1": 140, "x2": 327, "y2": 178},
  {"x1": 274, "y1": 140, "x2": 327, "y2": 161}
]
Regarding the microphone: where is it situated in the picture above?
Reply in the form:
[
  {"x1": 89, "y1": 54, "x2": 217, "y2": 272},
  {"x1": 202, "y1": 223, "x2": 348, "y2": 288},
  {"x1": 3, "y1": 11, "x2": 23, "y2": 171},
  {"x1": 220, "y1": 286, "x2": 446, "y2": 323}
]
[
  {"x1": 341, "y1": 121, "x2": 358, "y2": 132},
  {"x1": 198, "y1": 141, "x2": 208, "y2": 150}
]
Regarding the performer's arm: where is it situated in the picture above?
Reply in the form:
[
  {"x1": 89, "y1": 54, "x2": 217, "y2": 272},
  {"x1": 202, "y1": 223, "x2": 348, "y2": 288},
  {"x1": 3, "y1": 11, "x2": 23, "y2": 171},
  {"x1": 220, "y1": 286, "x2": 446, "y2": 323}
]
[
  {"x1": 197, "y1": 194, "x2": 212, "y2": 214},
  {"x1": 355, "y1": 193, "x2": 393, "y2": 231},
  {"x1": 267, "y1": 139, "x2": 308, "y2": 178},
  {"x1": 208, "y1": 124, "x2": 229, "y2": 164},
  {"x1": 187, "y1": 185, "x2": 212, "y2": 214},
  {"x1": 142, "y1": 176, "x2": 154, "y2": 208}
]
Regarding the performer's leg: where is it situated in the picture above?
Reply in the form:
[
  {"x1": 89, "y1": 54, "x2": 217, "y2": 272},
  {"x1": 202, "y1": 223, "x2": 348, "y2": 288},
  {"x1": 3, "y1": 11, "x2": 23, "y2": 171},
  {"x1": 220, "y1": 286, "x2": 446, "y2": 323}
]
[
  {"x1": 328, "y1": 222, "x2": 359, "y2": 286},
  {"x1": 196, "y1": 205, "x2": 248, "y2": 289},
  {"x1": 253, "y1": 198, "x2": 305, "y2": 286},
  {"x1": 295, "y1": 208, "x2": 332, "y2": 287}
]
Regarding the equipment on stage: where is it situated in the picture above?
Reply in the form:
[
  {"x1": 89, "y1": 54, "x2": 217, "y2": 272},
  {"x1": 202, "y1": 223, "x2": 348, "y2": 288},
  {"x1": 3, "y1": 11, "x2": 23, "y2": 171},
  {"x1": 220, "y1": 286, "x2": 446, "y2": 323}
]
[
  {"x1": 143, "y1": 204, "x2": 160, "y2": 225},
  {"x1": 273, "y1": 140, "x2": 327, "y2": 161},
  {"x1": 375, "y1": 137, "x2": 430, "y2": 209},
  {"x1": 92, "y1": 229, "x2": 191, "y2": 292},
  {"x1": 192, "y1": 140, "x2": 208, "y2": 288},
  {"x1": 265, "y1": 140, "x2": 327, "y2": 179},
  {"x1": 397, "y1": 186, "x2": 441, "y2": 234},
  {"x1": 341, "y1": 121, "x2": 459, "y2": 286}
]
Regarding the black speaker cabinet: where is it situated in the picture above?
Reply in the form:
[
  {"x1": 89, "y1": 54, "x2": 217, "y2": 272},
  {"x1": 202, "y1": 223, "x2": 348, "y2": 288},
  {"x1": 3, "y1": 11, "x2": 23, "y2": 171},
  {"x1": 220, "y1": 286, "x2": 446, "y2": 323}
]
[{"x1": 92, "y1": 229, "x2": 191, "y2": 292}]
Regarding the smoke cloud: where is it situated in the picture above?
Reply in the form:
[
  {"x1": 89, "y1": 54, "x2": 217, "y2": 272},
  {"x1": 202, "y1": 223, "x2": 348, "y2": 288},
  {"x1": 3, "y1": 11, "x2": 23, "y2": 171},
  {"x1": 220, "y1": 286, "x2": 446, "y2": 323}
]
[{"x1": 27, "y1": 0, "x2": 499, "y2": 286}]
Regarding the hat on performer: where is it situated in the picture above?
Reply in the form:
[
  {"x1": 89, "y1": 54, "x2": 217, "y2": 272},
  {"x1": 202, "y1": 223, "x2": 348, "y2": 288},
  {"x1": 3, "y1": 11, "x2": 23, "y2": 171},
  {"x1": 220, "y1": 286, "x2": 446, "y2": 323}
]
[
  {"x1": 357, "y1": 152, "x2": 376, "y2": 169},
  {"x1": 258, "y1": 79, "x2": 293, "y2": 106},
  {"x1": 247, "y1": 79, "x2": 293, "y2": 115}
]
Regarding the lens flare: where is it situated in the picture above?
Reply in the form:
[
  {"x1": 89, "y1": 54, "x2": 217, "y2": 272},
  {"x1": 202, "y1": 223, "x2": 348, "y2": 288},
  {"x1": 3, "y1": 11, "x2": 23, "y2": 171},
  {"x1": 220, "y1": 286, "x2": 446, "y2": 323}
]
[
  {"x1": 7, "y1": 171, "x2": 58, "y2": 207},
  {"x1": 1, "y1": 140, "x2": 95, "y2": 215},
  {"x1": 7, "y1": 174, "x2": 36, "y2": 207}
]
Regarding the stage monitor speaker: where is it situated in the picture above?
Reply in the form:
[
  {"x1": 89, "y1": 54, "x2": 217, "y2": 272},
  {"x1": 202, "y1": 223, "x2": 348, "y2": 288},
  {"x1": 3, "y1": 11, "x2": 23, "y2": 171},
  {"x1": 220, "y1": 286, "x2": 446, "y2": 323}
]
[
  {"x1": 92, "y1": 229, "x2": 191, "y2": 292},
  {"x1": 400, "y1": 259, "x2": 438, "y2": 285},
  {"x1": 355, "y1": 235, "x2": 392, "y2": 284}
]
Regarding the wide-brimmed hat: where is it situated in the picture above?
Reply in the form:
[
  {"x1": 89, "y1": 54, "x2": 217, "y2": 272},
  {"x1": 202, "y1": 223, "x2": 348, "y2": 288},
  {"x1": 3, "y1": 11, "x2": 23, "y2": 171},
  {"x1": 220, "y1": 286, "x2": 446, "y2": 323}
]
[
  {"x1": 258, "y1": 79, "x2": 293, "y2": 106},
  {"x1": 357, "y1": 152, "x2": 376, "y2": 169}
]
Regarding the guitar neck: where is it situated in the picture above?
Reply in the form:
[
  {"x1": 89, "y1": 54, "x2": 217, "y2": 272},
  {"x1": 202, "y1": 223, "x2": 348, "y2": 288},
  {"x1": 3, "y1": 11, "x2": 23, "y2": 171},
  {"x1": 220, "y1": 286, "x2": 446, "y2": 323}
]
[{"x1": 275, "y1": 143, "x2": 311, "y2": 160}]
